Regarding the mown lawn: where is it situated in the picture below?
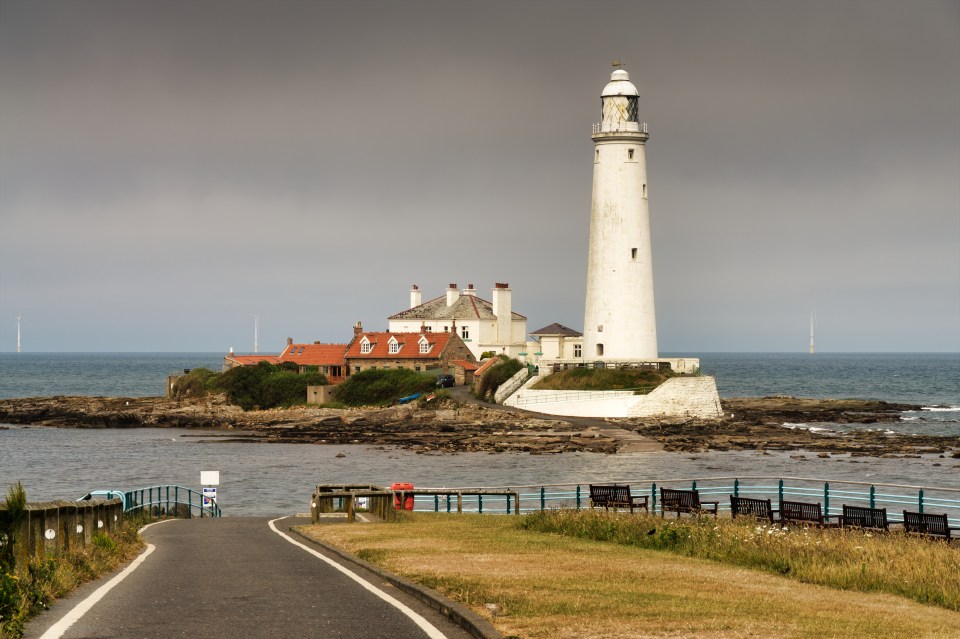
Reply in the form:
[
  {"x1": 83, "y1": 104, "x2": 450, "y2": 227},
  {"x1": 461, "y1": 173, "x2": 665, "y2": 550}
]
[{"x1": 299, "y1": 512, "x2": 960, "y2": 639}]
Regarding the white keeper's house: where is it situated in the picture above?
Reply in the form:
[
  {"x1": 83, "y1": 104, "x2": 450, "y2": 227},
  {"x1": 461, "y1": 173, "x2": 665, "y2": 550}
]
[{"x1": 387, "y1": 283, "x2": 528, "y2": 360}]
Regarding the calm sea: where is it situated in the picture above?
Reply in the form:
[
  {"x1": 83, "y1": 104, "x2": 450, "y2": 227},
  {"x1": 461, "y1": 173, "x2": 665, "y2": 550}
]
[{"x1": 1, "y1": 352, "x2": 958, "y2": 515}]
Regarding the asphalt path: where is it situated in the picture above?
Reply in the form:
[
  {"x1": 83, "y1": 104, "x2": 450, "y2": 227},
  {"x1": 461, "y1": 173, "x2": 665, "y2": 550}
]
[{"x1": 24, "y1": 517, "x2": 475, "y2": 639}]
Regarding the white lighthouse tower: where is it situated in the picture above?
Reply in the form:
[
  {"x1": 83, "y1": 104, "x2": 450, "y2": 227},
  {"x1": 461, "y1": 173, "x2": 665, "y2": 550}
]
[{"x1": 583, "y1": 67, "x2": 658, "y2": 360}]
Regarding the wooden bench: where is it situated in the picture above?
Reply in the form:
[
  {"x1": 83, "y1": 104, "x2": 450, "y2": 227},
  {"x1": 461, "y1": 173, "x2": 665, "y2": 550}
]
[
  {"x1": 589, "y1": 484, "x2": 649, "y2": 513},
  {"x1": 780, "y1": 500, "x2": 838, "y2": 527},
  {"x1": 659, "y1": 488, "x2": 719, "y2": 518},
  {"x1": 903, "y1": 511, "x2": 959, "y2": 541},
  {"x1": 840, "y1": 505, "x2": 889, "y2": 531},
  {"x1": 730, "y1": 496, "x2": 778, "y2": 523}
]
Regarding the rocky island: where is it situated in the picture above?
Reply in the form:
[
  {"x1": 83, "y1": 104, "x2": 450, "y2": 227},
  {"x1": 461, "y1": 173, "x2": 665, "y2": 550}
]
[{"x1": 1, "y1": 394, "x2": 957, "y2": 458}]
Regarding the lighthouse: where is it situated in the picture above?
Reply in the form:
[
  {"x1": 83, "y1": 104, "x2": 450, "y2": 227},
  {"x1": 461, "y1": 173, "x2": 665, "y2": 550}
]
[{"x1": 582, "y1": 67, "x2": 658, "y2": 361}]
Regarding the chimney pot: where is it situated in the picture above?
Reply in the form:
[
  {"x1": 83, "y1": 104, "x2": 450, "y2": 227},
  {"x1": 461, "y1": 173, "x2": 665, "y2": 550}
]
[{"x1": 287, "y1": 337, "x2": 293, "y2": 345}]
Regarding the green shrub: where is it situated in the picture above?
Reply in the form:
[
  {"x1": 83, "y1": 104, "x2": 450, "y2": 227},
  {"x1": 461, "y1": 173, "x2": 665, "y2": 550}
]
[
  {"x1": 170, "y1": 368, "x2": 217, "y2": 398},
  {"x1": 209, "y1": 362, "x2": 327, "y2": 410},
  {"x1": 475, "y1": 357, "x2": 523, "y2": 401},
  {"x1": 333, "y1": 369, "x2": 436, "y2": 406},
  {"x1": 480, "y1": 351, "x2": 496, "y2": 360}
]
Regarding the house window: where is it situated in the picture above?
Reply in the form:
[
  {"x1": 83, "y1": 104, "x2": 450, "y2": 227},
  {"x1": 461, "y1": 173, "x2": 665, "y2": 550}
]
[
  {"x1": 415, "y1": 365, "x2": 421, "y2": 371},
  {"x1": 420, "y1": 341, "x2": 431, "y2": 354},
  {"x1": 461, "y1": 326, "x2": 469, "y2": 340},
  {"x1": 389, "y1": 340, "x2": 400, "y2": 354},
  {"x1": 574, "y1": 344, "x2": 582, "y2": 358},
  {"x1": 444, "y1": 326, "x2": 449, "y2": 332},
  {"x1": 360, "y1": 340, "x2": 372, "y2": 354},
  {"x1": 354, "y1": 366, "x2": 361, "y2": 373}
]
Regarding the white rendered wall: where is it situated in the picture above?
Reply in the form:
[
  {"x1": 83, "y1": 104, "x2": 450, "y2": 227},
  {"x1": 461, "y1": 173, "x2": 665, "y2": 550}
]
[{"x1": 505, "y1": 376, "x2": 721, "y2": 418}]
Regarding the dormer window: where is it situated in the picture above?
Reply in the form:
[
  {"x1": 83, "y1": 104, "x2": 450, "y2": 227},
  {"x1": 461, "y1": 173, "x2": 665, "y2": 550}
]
[
  {"x1": 388, "y1": 337, "x2": 400, "y2": 354},
  {"x1": 359, "y1": 337, "x2": 373, "y2": 354},
  {"x1": 419, "y1": 336, "x2": 432, "y2": 354}
]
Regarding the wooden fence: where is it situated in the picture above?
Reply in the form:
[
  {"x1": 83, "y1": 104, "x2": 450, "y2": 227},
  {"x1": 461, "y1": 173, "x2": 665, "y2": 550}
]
[{"x1": 0, "y1": 498, "x2": 124, "y2": 572}]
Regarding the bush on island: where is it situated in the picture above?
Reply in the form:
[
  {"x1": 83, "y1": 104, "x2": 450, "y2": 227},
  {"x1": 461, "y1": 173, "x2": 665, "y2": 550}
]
[
  {"x1": 333, "y1": 368, "x2": 436, "y2": 407},
  {"x1": 209, "y1": 362, "x2": 327, "y2": 410}
]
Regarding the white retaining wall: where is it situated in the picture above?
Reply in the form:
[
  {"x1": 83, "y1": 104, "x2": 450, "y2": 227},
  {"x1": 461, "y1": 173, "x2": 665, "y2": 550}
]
[{"x1": 507, "y1": 376, "x2": 722, "y2": 418}]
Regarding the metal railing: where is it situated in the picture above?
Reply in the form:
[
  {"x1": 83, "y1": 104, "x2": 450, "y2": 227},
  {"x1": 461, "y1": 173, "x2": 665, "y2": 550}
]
[
  {"x1": 512, "y1": 387, "x2": 655, "y2": 406},
  {"x1": 407, "y1": 476, "x2": 960, "y2": 525},
  {"x1": 124, "y1": 485, "x2": 221, "y2": 518}
]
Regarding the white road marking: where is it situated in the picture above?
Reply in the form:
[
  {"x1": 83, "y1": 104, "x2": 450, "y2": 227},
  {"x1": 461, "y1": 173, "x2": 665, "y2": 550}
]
[
  {"x1": 268, "y1": 517, "x2": 448, "y2": 639},
  {"x1": 37, "y1": 520, "x2": 172, "y2": 639}
]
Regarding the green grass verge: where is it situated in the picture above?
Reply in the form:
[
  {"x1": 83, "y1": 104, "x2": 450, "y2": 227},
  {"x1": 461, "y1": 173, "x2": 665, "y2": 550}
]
[
  {"x1": 0, "y1": 518, "x2": 145, "y2": 638},
  {"x1": 530, "y1": 367, "x2": 672, "y2": 392},
  {"x1": 520, "y1": 509, "x2": 960, "y2": 610}
]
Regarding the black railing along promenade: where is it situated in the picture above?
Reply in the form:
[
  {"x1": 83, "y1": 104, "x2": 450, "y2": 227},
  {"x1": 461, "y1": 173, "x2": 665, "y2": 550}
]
[{"x1": 375, "y1": 476, "x2": 960, "y2": 526}]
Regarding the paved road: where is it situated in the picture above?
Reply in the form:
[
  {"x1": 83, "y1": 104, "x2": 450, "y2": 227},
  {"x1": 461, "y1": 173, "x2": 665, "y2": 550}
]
[{"x1": 24, "y1": 517, "x2": 474, "y2": 639}]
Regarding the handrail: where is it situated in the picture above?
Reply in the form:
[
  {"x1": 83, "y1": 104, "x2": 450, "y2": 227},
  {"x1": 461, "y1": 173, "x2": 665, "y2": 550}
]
[{"x1": 124, "y1": 485, "x2": 221, "y2": 518}]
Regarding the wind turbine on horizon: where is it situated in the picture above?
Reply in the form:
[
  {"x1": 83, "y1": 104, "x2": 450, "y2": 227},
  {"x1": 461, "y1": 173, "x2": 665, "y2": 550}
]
[
  {"x1": 16, "y1": 315, "x2": 21, "y2": 353},
  {"x1": 809, "y1": 311, "x2": 815, "y2": 354}
]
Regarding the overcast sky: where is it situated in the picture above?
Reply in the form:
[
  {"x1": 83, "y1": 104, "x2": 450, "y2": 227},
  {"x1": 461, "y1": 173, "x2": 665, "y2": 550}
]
[{"x1": 1, "y1": 0, "x2": 957, "y2": 353}]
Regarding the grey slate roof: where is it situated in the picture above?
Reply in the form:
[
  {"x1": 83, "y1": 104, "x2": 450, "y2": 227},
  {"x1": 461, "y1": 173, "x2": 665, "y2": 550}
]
[
  {"x1": 529, "y1": 322, "x2": 583, "y2": 337},
  {"x1": 388, "y1": 295, "x2": 526, "y2": 321}
]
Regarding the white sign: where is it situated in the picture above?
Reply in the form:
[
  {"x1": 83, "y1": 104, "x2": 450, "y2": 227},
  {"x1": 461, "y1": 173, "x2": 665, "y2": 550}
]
[
  {"x1": 201, "y1": 471, "x2": 220, "y2": 486},
  {"x1": 202, "y1": 486, "x2": 218, "y2": 507}
]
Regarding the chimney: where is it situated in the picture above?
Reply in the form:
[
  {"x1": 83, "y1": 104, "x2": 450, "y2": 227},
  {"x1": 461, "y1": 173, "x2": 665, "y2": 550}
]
[
  {"x1": 287, "y1": 337, "x2": 293, "y2": 346},
  {"x1": 353, "y1": 321, "x2": 363, "y2": 337},
  {"x1": 446, "y1": 282, "x2": 460, "y2": 307},
  {"x1": 410, "y1": 284, "x2": 421, "y2": 309},
  {"x1": 491, "y1": 283, "x2": 512, "y2": 346},
  {"x1": 462, "y1": 283, "x2": 476, "y2": 297}
]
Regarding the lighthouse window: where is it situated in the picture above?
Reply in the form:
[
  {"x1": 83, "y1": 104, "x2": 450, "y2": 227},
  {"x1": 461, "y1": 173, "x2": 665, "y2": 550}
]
[
  {"x1": 627, "y1": 97, "x2": 638, "y2": 121},
  {"x1": 595, "y1": 149, "x2": 600, "y2": 161},
  {"x1": 643, "y1": 184, "x2": 647, "y2": 198},
  {"x1": 596, "y1": 344, "x2": 604, "y2": 356},
  {"x1": 631, "y1": 248, "x2": 637, "y2": 259},
  {"x1": 628, "y1": 149, "x2": 634, "y2": 160}
]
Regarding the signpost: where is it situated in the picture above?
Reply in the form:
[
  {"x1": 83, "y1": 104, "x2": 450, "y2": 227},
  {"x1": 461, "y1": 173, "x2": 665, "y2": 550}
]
[{"x1": 201, "y1": 471, "x2": 220, "y2": 514}]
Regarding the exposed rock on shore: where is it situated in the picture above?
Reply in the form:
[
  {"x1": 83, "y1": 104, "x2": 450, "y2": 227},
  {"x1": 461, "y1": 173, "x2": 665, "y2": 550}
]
[
  {"x1": 1, "y1": 394, "x2": 956, "y2": 457},
  {"x1": 624, "y1": 397, "x2": 959, "y2": 457},
  {"x1": 0, "y1": 395, "x2": 616, "y2": 454}
]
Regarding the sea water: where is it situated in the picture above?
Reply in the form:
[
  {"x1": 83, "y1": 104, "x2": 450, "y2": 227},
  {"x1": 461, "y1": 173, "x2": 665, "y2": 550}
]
[{"x1": 1, "y1": 352, "x2": 958, "y2": 515}]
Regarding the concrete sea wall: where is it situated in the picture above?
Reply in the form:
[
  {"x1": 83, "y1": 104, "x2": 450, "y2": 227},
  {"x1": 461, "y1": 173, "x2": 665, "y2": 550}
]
[{"x1": 506, "y1": 376, "x2": 722, "y2": 419}]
